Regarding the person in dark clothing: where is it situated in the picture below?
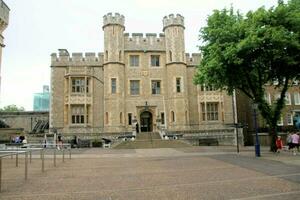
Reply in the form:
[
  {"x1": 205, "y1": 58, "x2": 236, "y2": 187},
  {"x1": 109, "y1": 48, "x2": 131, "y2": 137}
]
[{"x1": 136, "y1": 122, "x2": 139, "y2": 133}]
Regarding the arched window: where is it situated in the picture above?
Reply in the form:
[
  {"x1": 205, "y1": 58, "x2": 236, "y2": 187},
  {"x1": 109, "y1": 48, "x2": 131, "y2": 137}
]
[
  {"x1": 171, "y1": 111, "x2": 175, "y2": 122},
  {"x1": 105, "y1": 50, "x2": 108, "y2": 61},
  {"x1": 169, "y1": 51, "x2": 172, "y2": 62},
  {"x1": 119, "y1": 50, "x2": 122, "y2": 61},
  {"x1": 120, "y1": 112, "x2": 123, "y2": 124},
  {"x1": 185, "y1": 111, "x2": 188, "y2": 124},
  {"x1": 105, "y1": 112, "x2": 109, "y2": 124}
]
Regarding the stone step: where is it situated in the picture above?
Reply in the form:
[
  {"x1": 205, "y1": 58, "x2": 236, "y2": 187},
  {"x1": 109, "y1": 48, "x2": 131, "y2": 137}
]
[
  {"x1": 136, "y1": 132, "x2": 161, "y2": 140},
  {"x1": 114, "y1": 139, "x2": 191, "y2": 149}
]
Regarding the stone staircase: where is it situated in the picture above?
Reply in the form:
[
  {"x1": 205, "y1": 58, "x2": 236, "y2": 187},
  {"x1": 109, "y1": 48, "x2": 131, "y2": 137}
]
[{"x1": 114, "y1": 132, "x2": 191, "y2": 149}]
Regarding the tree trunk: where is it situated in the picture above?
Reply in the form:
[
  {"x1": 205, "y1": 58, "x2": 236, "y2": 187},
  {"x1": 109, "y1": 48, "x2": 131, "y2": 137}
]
[{"x1": 269, "y1": 128, "x2": 277, "y2": 152}]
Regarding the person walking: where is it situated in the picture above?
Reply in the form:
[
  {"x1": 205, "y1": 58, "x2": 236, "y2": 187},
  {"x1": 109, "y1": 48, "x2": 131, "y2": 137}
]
[
  {"x1": 286, "y1": 133, "x2": 292, "y2": 151},
  {"x1": 275, "y1": 136, "x2": 283, "y2": 153},
  {"x1": 291, "y1": 132, "x2": 299, "y2": 155}
]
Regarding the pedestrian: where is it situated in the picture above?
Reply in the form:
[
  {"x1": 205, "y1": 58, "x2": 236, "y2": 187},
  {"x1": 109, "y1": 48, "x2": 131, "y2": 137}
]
[
  {"x1": 286, "y1": 133, "x2": 292, "y2": 150},
  {"x1": 136, "y1": 122, "x2": 139, "y2": 133},
  {"x1": 57, "y1": 133, "x2": 63, "y2": 150},
  {"x1": 291, "y1": 132, "x2": 299, "y2": 155},
  {"x1": 275, "y1": 136, "x2": 283, "y2": 153}
]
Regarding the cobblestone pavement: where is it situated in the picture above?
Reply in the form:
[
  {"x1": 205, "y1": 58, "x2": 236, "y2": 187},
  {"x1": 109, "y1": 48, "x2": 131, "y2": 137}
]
[{"x1": 1, "y1": 147, "x2": 300, "y2": 200}]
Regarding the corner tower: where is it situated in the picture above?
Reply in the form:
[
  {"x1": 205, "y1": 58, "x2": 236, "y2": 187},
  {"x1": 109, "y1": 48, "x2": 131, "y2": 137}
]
[
  {"x1": 163, "y1": 14, "x2": 189, "y2": 130},
  {"x1": 102, "y1": 13, "x2": 125, "y2": 132}
]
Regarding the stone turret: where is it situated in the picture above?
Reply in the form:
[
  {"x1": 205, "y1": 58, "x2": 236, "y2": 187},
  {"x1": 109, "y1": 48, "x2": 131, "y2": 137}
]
[
  {"x1": 102, "y1": 13, "x2": 126, "y2": 132},
  {"x1": 163, "y1": 14, "x2": 189, "y2": 130},
  {"x1": 163, "y1": 14, "x2": 184, "y2": 31},
  {"x1": 103, "y1": 12, "x2": 125, "y2": 29},
  {"x1": 163, "y1": 14, "x2": 185, "y2": 63}
]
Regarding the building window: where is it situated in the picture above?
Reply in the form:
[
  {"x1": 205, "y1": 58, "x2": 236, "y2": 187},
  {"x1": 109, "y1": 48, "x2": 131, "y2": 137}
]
[
  {"x1": 202, "y1": 103, "x2": 219, "y2": 121},
  {"x1": 111, "y1": 78, "x2": 116, "y2": 94},
  {"x1": 151, "y1": 55, "x2": 160, "y2": 67},
  {"x1": 152, "y1": 80, "x2": 161, "y2": 95},
  {"x1": 86, "y1": 79, "x2": 89, "y2": 93},
  {"x1": 119, "y1": 50, "x2": 122, "y2": 61},
  {"x1": 176, "y1": 78, "x2": 181, "y2": 93},
  {"x1": 285, "y1": 93, "x2": 291, "y2": 105},
  {"x1": 185, "y1": 111, "x2": 188, "y2": 123},
  {"x1": 207, "y1": 103, "x2": 219, "y2": 121},
  {"x1": 72, "y1": 78, "x2": 86, "y2": 93},
  {"x1": 71, "y1": 105, "x2": 84, "y2": 124},
  {"x1": 120, "y1": 112, "x2": 123, "y2": 124},
  {"x1": 130, "y1": 80, "x2": 140, "y2": 95},
  {"x1": 161, "y1": 112, "x2": 165, "y2": 125},
  {"x1": 294, "y1": 93, "x2": 300, "y2": 105},
  {"x1": 105, "y1": 51, "x2": 108, "y2": 61},
  {"x1": 169, "y1": 51, "x2": 172, "y2": 62},
  {"x1": 130, "y1": 55, "x2": 139, "y2": 67},
  {"x1": 287, "y1": 114, "x2": 293, "y2": 125},
  {"x1": 105, "y1": 112, "x2": 109, "y2": 124},
  {"x1": 171, "y1": 111, "x2": 175, "y2": 122},
  {"x1": 201, "y1": 103, "x2": 206, "y2": 121},
  {"x1": 128, "y1": 113, "x2": 132, "y2": 125},
  {"x1": 200, "y1": 84, "x2": 215, "y2": 91}
]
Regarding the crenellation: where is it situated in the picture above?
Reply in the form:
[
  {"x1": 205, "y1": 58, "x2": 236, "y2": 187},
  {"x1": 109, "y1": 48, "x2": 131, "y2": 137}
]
[
  {"x1": 103, "y1": 12, "x2": 125, "y2": 28},
  {"x1": 186, "y1": 53, "x2": 201, "y2": 66},
  {"x1": 124, "y1": 33, "x2": 165, "y2": 51},
  {"x1": 163, "y1": 13, "x2": 185, "y2": 31},
  {"x1": 51, "y1": 50, "x2": 103, "y2": 66}
]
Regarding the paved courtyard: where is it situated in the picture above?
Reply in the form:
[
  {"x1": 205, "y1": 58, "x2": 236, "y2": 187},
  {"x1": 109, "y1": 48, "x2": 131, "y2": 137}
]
[{"x1": 1, "y1": 147, "x2": 300, "y2": 200}]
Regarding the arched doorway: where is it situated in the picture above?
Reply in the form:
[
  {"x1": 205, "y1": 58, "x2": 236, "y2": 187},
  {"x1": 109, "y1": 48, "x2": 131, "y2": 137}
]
[{"x1": 140, "y1": 111, "x2": 152, "y2": 132}]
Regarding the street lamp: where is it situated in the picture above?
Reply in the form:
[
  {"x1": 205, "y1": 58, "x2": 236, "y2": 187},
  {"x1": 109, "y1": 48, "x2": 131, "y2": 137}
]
[{"x1": 252, "y1": 103, "x2": 261, "y2": 157}]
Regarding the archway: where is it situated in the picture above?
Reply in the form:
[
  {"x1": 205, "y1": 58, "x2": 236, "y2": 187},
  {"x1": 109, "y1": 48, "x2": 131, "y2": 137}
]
[{"x1": 140, "y1": 111, "x2": 152, "y2": 132}]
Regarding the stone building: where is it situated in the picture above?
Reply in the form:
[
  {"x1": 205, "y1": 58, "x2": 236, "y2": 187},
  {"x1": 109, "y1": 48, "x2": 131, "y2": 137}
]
[
  {"x1": 0, "y1": 0, "x2": 9, "y2": 94},
  {"x1": 50, "y1": 13, "x2": 237, "y2": 143}
]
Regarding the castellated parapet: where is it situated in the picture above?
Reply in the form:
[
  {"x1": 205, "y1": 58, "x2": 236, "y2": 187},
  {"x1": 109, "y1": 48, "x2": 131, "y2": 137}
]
[
  {"x1": 103, "y1": 12, "x2": 125, "y2": 29},
  {"x1": 186, "y1": 53, "x2": 201, "y2": 66},
  {"x1": 124, "y1": 33, "x2": 165, "y2": 51},
  {"x1": 163, "y1": 14, "x2": 184, "y2": 31},
  {"x1": 51, "y1": 50, "x2": 104, "y2": 67}
]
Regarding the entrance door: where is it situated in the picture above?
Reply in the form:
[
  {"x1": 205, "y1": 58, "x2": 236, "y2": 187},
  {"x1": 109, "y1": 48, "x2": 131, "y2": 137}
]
[{"x1": 140, "y1": 111, "x2": 152, "y2": 132}]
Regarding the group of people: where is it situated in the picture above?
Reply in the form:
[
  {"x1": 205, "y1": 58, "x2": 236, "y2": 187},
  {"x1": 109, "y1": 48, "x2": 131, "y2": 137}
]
[
  {"x1": 276, "y1": 132, "x2": 299, "y2": 155},
  {"x1": 12, "y1": 135, "x2": 27, "y2": 144}
]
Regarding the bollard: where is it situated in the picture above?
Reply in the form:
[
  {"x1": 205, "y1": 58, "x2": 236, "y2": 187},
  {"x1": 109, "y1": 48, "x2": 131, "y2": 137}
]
[
  {"x1": 30, "y1": 151, "x2": 32, "y2": 163},
  {"x1": 42, "y1": 149, "x2": 45, "y2": 172},
  {"x1": 25, "y1": 152, "x2": 28, "y2": 180},
  {"x1": 69, "y1": 148, "x2": 71, "y2": 160},
  {"x1": 16, "y1": 154, "x2": 18, "y2": 167},
  {"x1": 54, "y1": 148, "x2": 56, "y2": 167},
  {"x1": 62, "y1": 148, "x2": 65, "y2": 162}
]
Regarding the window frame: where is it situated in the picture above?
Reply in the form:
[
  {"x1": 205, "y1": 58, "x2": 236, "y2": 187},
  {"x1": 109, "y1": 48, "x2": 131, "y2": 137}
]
[
  {"x1": 150, "y1": 55, "x2": 160, "y2": 67},
  {"x1": 130, "y1": 80, "x2": 140, "y2": 95},
  {"x1": 129, "y1": 55, "x2": 140, "y2": 67}
]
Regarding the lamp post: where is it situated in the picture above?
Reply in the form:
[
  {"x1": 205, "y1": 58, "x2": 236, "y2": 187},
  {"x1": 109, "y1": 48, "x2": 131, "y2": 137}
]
[{"x1": 252, "y1": 103, "x2": 261, "y2": 157}]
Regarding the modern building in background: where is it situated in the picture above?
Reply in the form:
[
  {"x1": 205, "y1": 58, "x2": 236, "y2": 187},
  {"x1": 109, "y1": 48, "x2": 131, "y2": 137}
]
[
  {"x1": 0, "y1": 0, "x2": 9, "y2": 96},
  {"x1": 50, "y1": 13, "x2": 239, "y2": 145},
  {"x1": 33, "y1": 85, "x2": 50, "y2": 111}
]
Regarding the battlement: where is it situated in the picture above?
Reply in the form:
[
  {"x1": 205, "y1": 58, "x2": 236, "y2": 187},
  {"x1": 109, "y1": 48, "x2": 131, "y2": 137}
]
[
  {"x1": 51, "y1": 50, "x2": 104, "y2": 66},
  {"x1": 0, "y1": 0, "x2": 9, "y2": 31},
  {"x1": 186, "y1": 53, "x2": 201, "y2": 66},
  {"x1": 163, "y1": 14, "x2": 184, "y2": 31},
  {"x1": 124, "y1": 33, "x2": 165, "y2": 51},
  {"x1": 103, "y1": 12, "x2": 125, "y2": 28}
]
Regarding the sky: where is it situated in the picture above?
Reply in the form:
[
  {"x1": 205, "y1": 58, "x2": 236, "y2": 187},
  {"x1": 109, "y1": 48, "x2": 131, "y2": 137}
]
[{"x1": 1, "y1": 0, "x2": 279, "y2": 111}]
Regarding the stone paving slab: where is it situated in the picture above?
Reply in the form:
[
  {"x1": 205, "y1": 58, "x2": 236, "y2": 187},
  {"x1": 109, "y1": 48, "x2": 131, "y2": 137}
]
[{"x1": 1, "y1": 147, "x2": 300, "y2": 200}]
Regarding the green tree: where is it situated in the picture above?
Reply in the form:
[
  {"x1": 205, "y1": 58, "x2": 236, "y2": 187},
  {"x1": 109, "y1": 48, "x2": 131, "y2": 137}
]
[
  {"x1": 0, "y1": 104, "x2": 25, "y2": 112},
  {"x1": 194, "y1": 0, "x2": 300, "y2": 151}
]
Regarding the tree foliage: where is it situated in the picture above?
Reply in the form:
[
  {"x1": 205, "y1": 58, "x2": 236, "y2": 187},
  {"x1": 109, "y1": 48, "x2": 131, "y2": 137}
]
[
  {"x1": 194, "y1": 0, "x2": 300, "y2": 150},
  {"x1": 0, "y1": 104, "x2": 25, "y2": 112}
]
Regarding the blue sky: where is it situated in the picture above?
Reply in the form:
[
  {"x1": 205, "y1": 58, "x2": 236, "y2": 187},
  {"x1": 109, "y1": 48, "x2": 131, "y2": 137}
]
[{"x1": 1, "y1": 0, "x2": 278, "y2": 110}]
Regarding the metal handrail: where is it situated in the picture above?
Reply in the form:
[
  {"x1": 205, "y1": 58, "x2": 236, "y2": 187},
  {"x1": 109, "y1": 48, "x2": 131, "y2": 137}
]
[{"x1": 0, "y1": 143, "x2": 72, "y2": 192}]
